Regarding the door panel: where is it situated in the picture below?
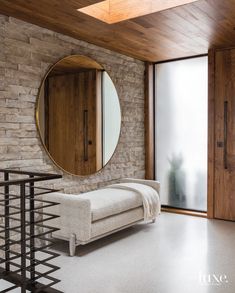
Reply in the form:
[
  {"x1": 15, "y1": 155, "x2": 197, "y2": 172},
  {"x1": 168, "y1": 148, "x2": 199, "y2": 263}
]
[
  {"x1": 47, "y1": 70, "x2": 100, "y2": 175},
  {"x1": 214, "y1": 49, "x2": 235, "y2": 220}
]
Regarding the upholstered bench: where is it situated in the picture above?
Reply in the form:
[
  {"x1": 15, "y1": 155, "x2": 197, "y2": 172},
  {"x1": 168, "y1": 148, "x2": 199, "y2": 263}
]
[{"x1": 44, "y1": 178, "x2": 160, "y2": 256}]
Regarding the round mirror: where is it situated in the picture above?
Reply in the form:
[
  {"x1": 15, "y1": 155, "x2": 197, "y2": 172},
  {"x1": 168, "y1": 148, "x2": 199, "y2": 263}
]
[{"x1": 36, "y1": 55, "x2": 121, "y2": 176}]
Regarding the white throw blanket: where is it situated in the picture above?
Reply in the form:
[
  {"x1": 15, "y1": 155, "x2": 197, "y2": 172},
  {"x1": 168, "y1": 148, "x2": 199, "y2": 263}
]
[{"x1": 106, "y1": 183, "x2": 161, "y2": 221}]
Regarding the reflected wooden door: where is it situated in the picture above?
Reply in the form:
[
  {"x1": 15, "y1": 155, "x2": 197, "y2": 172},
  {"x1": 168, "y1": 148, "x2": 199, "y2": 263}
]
[
  {"x1": 46, "y1": 70, "x2": 102, "y2": 175},
  {"x1": 214, "y1": 49, "x2": 235, "y2": 220}
]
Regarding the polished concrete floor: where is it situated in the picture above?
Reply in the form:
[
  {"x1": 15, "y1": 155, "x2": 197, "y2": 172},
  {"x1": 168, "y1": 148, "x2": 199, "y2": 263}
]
[{"x1": 1, "y1": 212, "x2": 235, "y2": 293}]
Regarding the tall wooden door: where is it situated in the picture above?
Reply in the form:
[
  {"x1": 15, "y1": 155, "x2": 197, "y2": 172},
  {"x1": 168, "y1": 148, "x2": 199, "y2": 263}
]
[{"x1": 214, "y1": 48, "x2": 235, "y2": 220}]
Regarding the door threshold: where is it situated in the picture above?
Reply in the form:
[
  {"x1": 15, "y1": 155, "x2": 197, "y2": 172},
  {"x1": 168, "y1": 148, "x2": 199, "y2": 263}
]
[{"x1": 161, "y1": 207, "x2": 207, "y2": 218}]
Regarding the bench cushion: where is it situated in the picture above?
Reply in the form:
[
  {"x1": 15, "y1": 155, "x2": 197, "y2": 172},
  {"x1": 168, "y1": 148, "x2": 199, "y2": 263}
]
[
  {"x1": 91, "y1": 207, "x2": 144, "y2": 238},
  {"x1": 79, "y1": 188, "x2": 143, "y2": 222}
]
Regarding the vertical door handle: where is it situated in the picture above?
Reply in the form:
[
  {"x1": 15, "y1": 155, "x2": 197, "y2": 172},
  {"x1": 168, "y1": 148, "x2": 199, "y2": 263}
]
[
  {"x1": 224, "y1": 101, "x2": 228, "y2": 169},
  {"x1": 84, "y1": 110, "x2": 88, "y2": 161}
]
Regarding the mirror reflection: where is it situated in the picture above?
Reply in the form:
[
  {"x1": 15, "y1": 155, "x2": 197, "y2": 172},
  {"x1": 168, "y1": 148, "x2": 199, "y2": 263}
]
[{"x1": 37, "y1": 55, "x2": 121, "y2": 176}]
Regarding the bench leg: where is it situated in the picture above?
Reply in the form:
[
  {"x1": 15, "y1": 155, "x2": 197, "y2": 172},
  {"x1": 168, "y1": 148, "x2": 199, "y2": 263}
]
[{"x1": 69, "y1": 233, "x2": 76, "y2": 257}]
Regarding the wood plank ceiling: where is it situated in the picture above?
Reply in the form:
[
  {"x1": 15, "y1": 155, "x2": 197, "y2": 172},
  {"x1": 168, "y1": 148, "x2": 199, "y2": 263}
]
[{"x1": 1, "y1": 0, "x2": 235, "y2": 61}]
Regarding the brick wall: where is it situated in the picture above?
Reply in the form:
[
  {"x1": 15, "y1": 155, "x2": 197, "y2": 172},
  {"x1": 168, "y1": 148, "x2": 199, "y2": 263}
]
[{"x1": 0, "y1": 15, "x2": 145, "y2": 193}]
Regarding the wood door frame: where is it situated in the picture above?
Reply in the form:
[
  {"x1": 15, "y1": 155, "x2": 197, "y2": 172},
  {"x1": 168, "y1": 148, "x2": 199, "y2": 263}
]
[
  {"x1": 146, "y1": 54, "x2": 211, "y2": 217},
  {"x1": 96, "y1": 70, "x2": 103, "y2": 171},
  {"x1": 207, "y1": 49, "x2": 216, "y2": 218},
  {"x1": 145, "y1": 62, "x2": 155, "y2": 180}
]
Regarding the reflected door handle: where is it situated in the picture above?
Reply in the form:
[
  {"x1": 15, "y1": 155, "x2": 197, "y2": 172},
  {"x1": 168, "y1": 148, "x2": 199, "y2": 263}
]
[
  {"x1": 224, "y1": 101, "x2": 228, "y2": 170},
  {"x1": 217, "y1": 141, "x2": 224, "y2": 148},
  {"x1": 83, "y1": 110, "x2": 88, "y2": 161}
]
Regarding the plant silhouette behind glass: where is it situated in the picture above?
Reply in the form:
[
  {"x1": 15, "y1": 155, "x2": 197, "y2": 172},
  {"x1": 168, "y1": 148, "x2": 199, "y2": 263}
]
[{"x1": 168, "y1": 153, "x2": 186, "y2": 207}]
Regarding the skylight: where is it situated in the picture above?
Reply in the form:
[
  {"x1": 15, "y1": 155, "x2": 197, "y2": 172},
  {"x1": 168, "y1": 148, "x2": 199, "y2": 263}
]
[{"x1": 78, "y1": 0, "x2": 199, "y2": 24}]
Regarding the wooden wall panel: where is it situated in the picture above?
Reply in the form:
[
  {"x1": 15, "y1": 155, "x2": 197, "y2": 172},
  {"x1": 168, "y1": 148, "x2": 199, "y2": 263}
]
[{"x1": 145, "y1": 62, "x2": 155, "y2": 180}]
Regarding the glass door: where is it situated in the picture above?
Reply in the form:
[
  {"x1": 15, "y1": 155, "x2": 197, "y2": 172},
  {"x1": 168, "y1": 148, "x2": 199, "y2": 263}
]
[{"x1": 155, "y1": 56, "x2": 208, "y2": 211}]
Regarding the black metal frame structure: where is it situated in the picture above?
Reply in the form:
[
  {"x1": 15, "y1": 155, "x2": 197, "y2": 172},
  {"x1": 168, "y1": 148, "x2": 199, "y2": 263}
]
[{"x1": 0, "y1": 169, "x2": 63, "y2": 293}]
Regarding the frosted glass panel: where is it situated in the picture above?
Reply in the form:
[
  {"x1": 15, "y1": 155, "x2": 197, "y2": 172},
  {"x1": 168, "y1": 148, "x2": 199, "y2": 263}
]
[
  {"x1": 155, "y1": 57, "x2": 208, "y2": 211},
  {"x1": 103, "y1": 72, "x2": 121, "y2": 165}
]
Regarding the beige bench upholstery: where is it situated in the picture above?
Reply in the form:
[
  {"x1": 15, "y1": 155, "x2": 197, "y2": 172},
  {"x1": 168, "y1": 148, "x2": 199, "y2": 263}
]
[
  {"x1": 81, "y1": 188, "x2": 143, "y2": 221},
  {"x1": 43, "y1": 178, "x2": 160, "y2": 256}
]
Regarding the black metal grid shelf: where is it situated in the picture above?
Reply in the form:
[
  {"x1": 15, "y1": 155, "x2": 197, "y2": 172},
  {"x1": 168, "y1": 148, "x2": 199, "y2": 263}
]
[{"x1": 0, "y1": 169, "x2": 63, "y2": 293}]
